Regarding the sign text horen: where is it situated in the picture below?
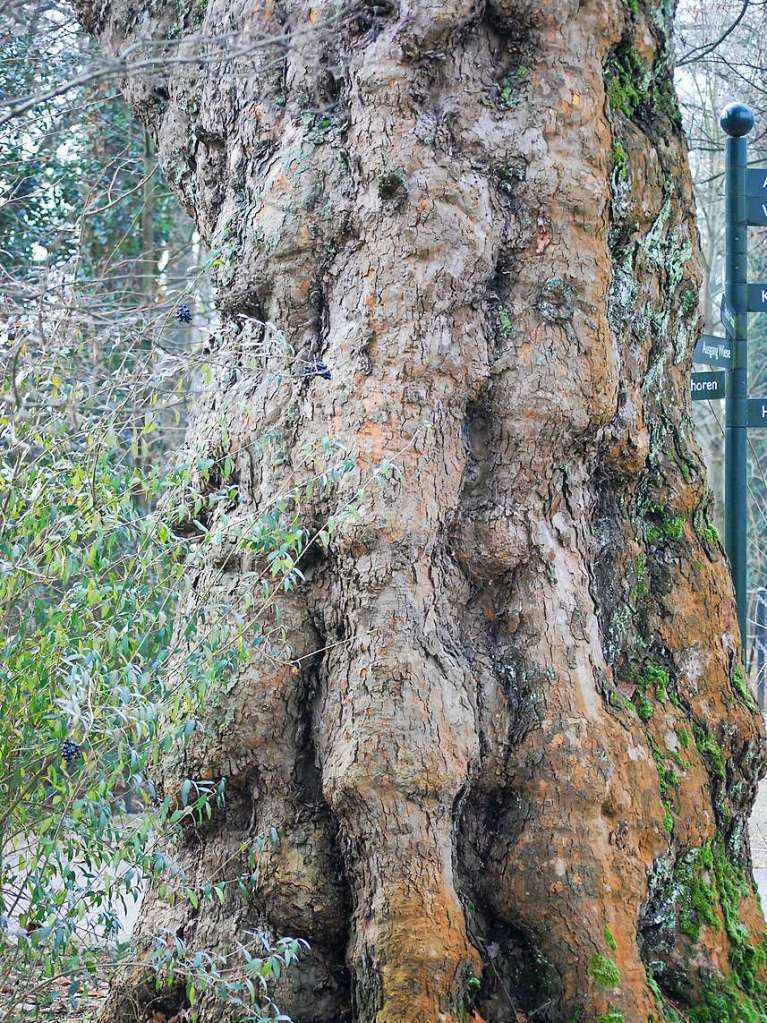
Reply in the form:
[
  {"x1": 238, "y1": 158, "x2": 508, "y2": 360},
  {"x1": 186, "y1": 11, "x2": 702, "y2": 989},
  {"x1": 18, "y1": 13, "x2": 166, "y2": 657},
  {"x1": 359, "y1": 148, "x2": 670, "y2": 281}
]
[{"x1": 691, "y1": 371, "x2": 726, "y2": 400}]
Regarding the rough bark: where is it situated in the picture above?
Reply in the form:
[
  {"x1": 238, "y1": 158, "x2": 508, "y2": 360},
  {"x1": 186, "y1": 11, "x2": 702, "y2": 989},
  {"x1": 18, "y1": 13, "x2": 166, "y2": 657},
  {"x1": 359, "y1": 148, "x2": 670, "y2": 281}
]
[{"x1": 77, "y1": 2, "x2": 767, "y2": 1021}]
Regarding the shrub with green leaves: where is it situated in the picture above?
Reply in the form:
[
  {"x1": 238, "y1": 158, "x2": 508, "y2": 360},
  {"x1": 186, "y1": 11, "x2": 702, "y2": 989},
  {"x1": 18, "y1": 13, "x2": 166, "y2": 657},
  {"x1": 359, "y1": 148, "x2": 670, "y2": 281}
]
[{"x1": 0, "y1": 315, "x2": 378, "y2": 1021}]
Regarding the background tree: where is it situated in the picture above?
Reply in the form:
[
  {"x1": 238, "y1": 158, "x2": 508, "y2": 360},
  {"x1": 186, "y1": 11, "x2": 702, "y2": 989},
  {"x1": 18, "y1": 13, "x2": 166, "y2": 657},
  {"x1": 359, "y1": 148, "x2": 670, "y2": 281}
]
[
  {"x1": 0, "y1": 5, "x2": 241, "y2": 1021},
  {"x1": 678, "y1": 0, "x2": 767, "y2": 670},
  {"x1": 10, "y1": 0, "x2": 767, "y2": 1021}
]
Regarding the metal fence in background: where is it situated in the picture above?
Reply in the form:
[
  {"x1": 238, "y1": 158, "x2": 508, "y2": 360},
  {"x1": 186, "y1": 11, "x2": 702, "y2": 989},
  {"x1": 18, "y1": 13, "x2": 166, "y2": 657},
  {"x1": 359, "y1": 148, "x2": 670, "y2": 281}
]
[{"x1": 748, "y1": 586, "x2": 767, "y2": 711}]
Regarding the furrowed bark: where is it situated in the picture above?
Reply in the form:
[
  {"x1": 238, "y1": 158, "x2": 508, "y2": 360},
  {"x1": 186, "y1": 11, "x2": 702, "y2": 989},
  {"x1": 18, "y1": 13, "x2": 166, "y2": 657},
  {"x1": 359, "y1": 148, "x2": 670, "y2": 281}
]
[{"x1": 77, "y1": 1, "x2": 767, "y2": 1021}]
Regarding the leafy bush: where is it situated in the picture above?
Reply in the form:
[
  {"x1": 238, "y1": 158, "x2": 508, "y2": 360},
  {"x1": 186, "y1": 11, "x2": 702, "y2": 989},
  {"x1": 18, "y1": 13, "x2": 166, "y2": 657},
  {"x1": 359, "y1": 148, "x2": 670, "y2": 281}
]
[{"x1": 0, "y1": 313, "x2": 375, "y2": 1021}]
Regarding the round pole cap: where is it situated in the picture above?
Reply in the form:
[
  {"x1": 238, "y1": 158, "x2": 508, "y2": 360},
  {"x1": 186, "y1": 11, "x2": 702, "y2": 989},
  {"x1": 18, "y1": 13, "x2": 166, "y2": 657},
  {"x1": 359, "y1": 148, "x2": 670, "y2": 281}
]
[{"x1": 720, "y1": 102, "x2": 754, "y2": 137}]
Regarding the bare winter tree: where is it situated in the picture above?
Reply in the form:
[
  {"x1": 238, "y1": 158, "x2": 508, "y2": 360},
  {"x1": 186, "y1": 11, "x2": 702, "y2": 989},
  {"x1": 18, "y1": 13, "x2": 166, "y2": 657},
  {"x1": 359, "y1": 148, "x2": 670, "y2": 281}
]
[
  {"x1": 677, "y1": 0, "x2": 767, "y2": 630},
  {"x1": 72, "y1": 2, "x2": 767, "y2": 1021}
]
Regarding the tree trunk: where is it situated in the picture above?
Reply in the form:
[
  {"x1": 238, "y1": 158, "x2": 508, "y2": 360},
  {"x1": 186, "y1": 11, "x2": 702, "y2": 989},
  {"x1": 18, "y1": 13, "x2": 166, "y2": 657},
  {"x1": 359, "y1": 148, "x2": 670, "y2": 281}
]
[{"x1": 77, "y1": 2, "x2": 767, "y2": 1021}]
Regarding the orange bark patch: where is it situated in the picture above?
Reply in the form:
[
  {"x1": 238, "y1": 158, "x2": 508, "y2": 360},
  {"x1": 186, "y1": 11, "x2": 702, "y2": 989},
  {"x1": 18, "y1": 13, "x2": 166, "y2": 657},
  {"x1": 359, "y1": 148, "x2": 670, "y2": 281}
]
[
  {"x1": 355, "y1": 421, "x2": 388, "y2": 468},
  {"x1": 269, "y1": 667, "x2": 288, "y2": 688},
  {"x1": 375, "y1": 882, "x2": 480, "y2": 1023}
]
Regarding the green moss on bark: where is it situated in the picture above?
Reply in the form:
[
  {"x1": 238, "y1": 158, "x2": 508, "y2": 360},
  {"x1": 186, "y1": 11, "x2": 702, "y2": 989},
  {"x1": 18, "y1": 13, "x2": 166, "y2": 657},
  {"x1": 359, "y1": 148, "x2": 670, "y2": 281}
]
[
  {"x1": 605, "y1": 43, "x2": 681, "y2": 124},
  {"x1": 590, "y1": 954, "x2": 621, "y2": 988},
  {"x1": 644, "y1": 504, "x2": 686, "y2": 543},
  {"x1": 732, "y1": 665, "x2": 758, "y2": 712},
  {"x1": 693, "y1": 724, "x2": 727, "y2": 782}
]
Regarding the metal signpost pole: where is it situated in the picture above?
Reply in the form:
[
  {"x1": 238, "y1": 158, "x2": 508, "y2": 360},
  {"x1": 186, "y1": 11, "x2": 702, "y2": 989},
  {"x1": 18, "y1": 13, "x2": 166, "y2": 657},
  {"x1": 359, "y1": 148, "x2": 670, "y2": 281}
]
[{"x1": 721, "y1": 103, "x2": 754, "y2": 644}]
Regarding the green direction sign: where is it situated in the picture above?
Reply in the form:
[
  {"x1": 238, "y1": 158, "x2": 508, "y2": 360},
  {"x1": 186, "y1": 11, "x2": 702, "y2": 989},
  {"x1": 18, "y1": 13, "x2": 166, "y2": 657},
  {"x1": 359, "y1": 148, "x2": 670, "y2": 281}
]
[
  {"x1": 747, "y1": 197, "x2": 767, "y2": 226},
  {"x1": 721, "y1": 294, "x2": 736, "y2": 335},
  {"x1": 693, "y1": 334, "x2": 733, "y2": 369},
  {"x1": 746, "y1": 168, "x2": 767, "y2": 197},
  {"x1": 748, "y1": 283, "x2": 767, "y2": 311},
  {"x1": 748, "y1": 398, "x2": 767, "y2": 427},
  {"x1": 691, "y1": 371, "x2": 726, "y2": 401}
]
